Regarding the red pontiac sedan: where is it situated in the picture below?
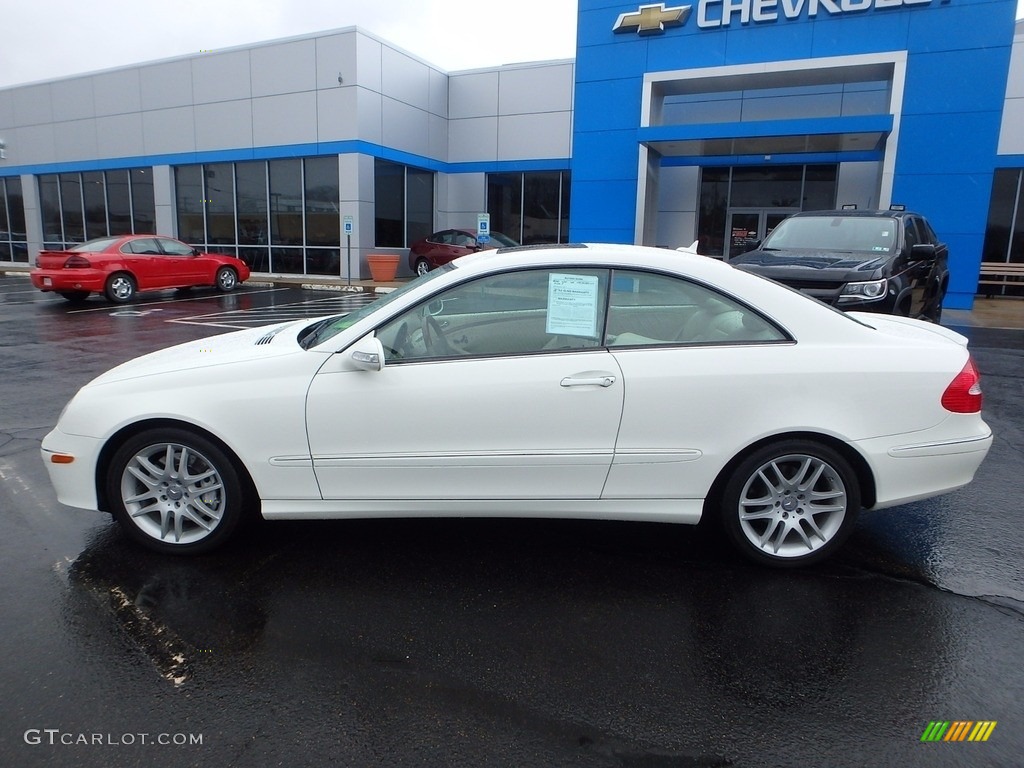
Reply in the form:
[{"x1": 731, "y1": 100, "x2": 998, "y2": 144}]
[{"x1": 30, "y1": 235, "x2": 251, "y2": 303}]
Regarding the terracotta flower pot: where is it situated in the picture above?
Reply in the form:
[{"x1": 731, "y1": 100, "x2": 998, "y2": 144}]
[{"x1": 366, "y1": 254, "x2": 400, "y2": 282}]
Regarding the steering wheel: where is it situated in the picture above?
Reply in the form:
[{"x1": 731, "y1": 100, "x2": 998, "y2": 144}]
[
  {"x1": 392, "y1": 321, "x2": 412, "y2": 358},
  {"x1": 421, "y1": 312, "x2": 451, "y2": 355}
]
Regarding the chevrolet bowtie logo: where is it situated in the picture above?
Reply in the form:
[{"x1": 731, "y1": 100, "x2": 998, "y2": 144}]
[{"x1": 613, "y1": 3, "x2": 692, "y2": 35}]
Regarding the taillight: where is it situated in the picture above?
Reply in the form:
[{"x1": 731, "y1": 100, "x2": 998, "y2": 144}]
[
  {"x1": 63, "y1": 255, "x2": 91, "y2": 269},
  {"x1": 941, "y1": 357, "x2": 983, "y2": 413}
]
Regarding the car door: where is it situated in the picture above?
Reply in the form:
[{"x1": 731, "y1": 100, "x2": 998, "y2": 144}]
[
  {"x1": 305, "y1": 267, "x2": 624, "y2": 501},
  {"x1": 601, "y1": 269, "x2": 792, "y2": 501},
  {"x1": 156, "y1": 237, "x2": 206, "y2": 287},
  {"x1": 119, "y1": 237, "x2": 163, "y2": 290}
]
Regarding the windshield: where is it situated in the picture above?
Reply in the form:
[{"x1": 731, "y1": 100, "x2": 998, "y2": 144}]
[
  {"x1": 300, "y1": 264, "x2": 455, "y2": 349},
  {"x1": 762, "y1": 216, "x2": 897, "y2": 253}
]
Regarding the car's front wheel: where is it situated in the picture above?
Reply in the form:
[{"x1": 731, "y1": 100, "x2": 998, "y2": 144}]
[
  {"x1": 414, "y1": 258, "x2": 431, "y2": 276},
  {"x1": 215, "y1": 266, "x2": 239, "y2": 292},
  {"x1": 719, "y1": 440, "x2": 860, "y2": 567},
  {"x1": 106, "y1": 428, "x2": 246, "y2": 554},
  {"x1": 105, "y1": 273, "x2": 136, "y2": 303}
]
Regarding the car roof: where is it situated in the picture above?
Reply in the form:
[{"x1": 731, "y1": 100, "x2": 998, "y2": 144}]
[{"x1": 788, "y1": 209, "x2": 921, "y2": 220}]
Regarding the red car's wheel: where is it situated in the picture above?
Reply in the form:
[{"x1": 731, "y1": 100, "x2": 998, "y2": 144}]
[
  {"x1": 104, "y1": 273, "x2": 136, "y2": 303},
  {"x1": 216, "y1": 266, "x2": 239, "y2": 292}
]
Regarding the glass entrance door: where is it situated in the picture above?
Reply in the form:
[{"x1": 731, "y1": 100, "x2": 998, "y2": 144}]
[{"x1": 724, "y1": 208, "x2": 799, "y2": 260}]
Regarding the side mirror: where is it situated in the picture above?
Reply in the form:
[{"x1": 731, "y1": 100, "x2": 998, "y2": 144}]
[
  {"x1": 348, "y1": 334, "x2": 386, "y2": 372},
  {"x1": 911, "y1": 243, "x2": 937, "y2": 262}
]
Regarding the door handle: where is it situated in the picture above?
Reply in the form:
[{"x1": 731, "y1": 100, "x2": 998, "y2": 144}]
[{"x1": 560, "y1": 375, "x2": 615, "y2": 388}]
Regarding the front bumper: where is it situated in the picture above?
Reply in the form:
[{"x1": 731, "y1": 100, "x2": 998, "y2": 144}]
[{"x1": 40, "y1": 427, "x2": 104, "y2": 511}]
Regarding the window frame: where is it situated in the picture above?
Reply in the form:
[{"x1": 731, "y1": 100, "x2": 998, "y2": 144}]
[{"x1": 373, "y1": 266, "x2": 791, "y2": 366}]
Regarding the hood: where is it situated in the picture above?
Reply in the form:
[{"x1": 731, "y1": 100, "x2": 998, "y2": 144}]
[
  {"x1": 731, "y1": 248, "x2": 889, "y2": 282},
  {"x1": 88, "y1": 318, "x2": 321, "y2": 386}
]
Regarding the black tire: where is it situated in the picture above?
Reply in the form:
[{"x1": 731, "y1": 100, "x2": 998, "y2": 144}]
[
  {"x1": 106, "y1": 428, "x2": 246, "y2": 555},
  {"x1": 104, "y1": 273, "x2": 136, "y2": 303},
  {"x1": 719, "y1": 439, "x2": 860, "y2": 567},
  {"x1": 414, "y1": 258, "x2": 431, "y2": 276},
  {"x1": 58, "y1": 291, "x2": 90, "y2": 303},
  {"x1": 215, "y1": 266, "x2": 239, "y2": 292}
]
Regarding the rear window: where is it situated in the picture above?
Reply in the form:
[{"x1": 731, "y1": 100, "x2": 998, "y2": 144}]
[{"x1": 71, "y1": 237, "x2": 121, "y2": 253}]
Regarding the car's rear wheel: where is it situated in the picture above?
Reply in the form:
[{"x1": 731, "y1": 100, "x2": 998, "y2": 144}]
[
  {"x1": 105, "y1": 273, "x2": 136, "y2": 303},
  {"x1": 215, "y1": 266, "x2": 238, "y2": 292},
  {"x1": 58, "y1": 291, "x2": 89, "y2": 303},
  {"x1": 414, "y1": 258, "x2": 431, "y2": 276},
  {"x1": 719, "y1": 440, "x2": 860, "y2": 567},
  {"x1": 106, "y1": 428, "x2": 245, "y2": 554}
]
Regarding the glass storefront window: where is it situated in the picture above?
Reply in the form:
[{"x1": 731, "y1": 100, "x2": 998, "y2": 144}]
[
  {"x1": 374, "y1": 159, "x2": 405, "y2": 247},
  {"x1": 270, "y1": 159, "x2": 303, "y2": 247},
  {"x1": 488, "y1": 173, "x2": 522, "y2": 244},
  {"x1": 696, "y1": 164, "x2": 838, "y2": 257},
  {"x1": 373, "y1": 159, "x2": 434, "y2": 248},
  {"x1": 131, "y1": 169, "x2": 155, "y2": 234},
  {"x1": 983, "y1": 169, "x2": 1018, "y2": 264},
  {"x1": 406, "y1": 167, "x2": 433, "y2": 247},
  {"x1": 523, "y1": 172, "x2": 562, "y2": 245},
  {"x1": 106, "y1": 170, "x2": 132, "y2": 235},
  {"x1": 304, "y1": 157, "x2": 340, "y2": 247},
  {"x1": 0, "y1": 178, "x2": 25, "y2": 262},
  {"x1": 3, "y1": 177, "x2": 27, "y2": 262},
  {"x1": 487, "y1": 171, "x2": 570, "y2": 245},
  {"x1": 83, "y1": 171, "x2": 107, "y2": 240},
  {"x1": 174, "y1": 157, "x2": 343, "y2": 274},
  {"x1": 59, "y1": 174, "x2": 85, "y2": 244},
  {"x1": 175, "y1": 165, "x2": 205, "y2": 244},
  {"x1": 236, "y1": 162, "x2": 268, "y2": 246},
  {"x1": 306, "y1": 249, "x2": 341, "y2": 276},
  {"x1": 38, "y1": 175, "x2": 63, "y2": 248},
  {"x1": 205, "y1": 163, "x2": 236, "y2": 245}
]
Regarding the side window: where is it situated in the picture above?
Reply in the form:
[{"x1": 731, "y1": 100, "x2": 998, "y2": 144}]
[
  {"x1": 605, "y1": 270, "x2": 786, "y2": 346},
  {"x1": 376, "y1": 268, "x2": 608, "y2": 363},
  {"x1": 157, "y1": 238, "x2": 194, "y2": 256},
  {"x1": 903, "y1": 219, "x2": 921, "y2": 251},
  {"x1": 121, "y1": 238, "x2": 160, "y2": 255},
  {"x1": 917, "y1": 217, "x2": 939, "y2": 245}
]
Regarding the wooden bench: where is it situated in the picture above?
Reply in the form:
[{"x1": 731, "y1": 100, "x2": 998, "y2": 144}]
[{"x1": 978, "y1": 262, "x2": 1024, "y2": 297}]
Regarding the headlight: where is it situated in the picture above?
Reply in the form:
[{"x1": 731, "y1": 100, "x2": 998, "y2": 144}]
[{"x1": 839, "y1": 278, "x2": 887, "y2": 303}]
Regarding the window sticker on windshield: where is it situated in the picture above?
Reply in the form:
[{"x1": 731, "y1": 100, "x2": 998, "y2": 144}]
[
  {"x1": 547, "y1": 273, "x2": 599, "y2": 338},
  {"x1": 872, "y1": 246, "x2": 888, "y2": 251}
]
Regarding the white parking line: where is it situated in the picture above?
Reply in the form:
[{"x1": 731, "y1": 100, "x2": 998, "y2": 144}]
[
  {"x1": 64, "y1": 287, "x2": 290, "y2": 313},
  {"x1": 169, "y1": 294, "x2": 377, "y2": 329}
]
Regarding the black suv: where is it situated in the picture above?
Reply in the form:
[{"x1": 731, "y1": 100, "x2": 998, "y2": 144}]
[{"x1": 729, "y1": 209, "x2": 949, "y2": 322}]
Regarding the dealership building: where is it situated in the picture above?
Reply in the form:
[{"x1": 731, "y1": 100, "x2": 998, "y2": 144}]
[{"x1": 0, "y1": 0, "x2": 1021, "y2": 308}]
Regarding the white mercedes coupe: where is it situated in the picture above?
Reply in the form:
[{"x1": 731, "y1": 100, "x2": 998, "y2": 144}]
[{"x1": 41, "y1": 244, "x2": 993, "y2": 566}]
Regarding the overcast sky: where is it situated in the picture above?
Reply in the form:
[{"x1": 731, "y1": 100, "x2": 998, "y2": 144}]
[{"x1": 1, "y1": 0, "x2": 1021, "y2": 89}]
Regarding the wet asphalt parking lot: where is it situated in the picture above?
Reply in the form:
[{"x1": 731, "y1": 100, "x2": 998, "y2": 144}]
[{"x1": 1, "y1": 274, "x2": 1022, "y2": 767}]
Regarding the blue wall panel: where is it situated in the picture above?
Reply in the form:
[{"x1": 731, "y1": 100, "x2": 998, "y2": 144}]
[
  {"x1": 573, "y1": 79, "x2": 645, "y2": 133},
  {"x1": 896, "y1": 113, "x2": 1001, "y2": 175}
]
